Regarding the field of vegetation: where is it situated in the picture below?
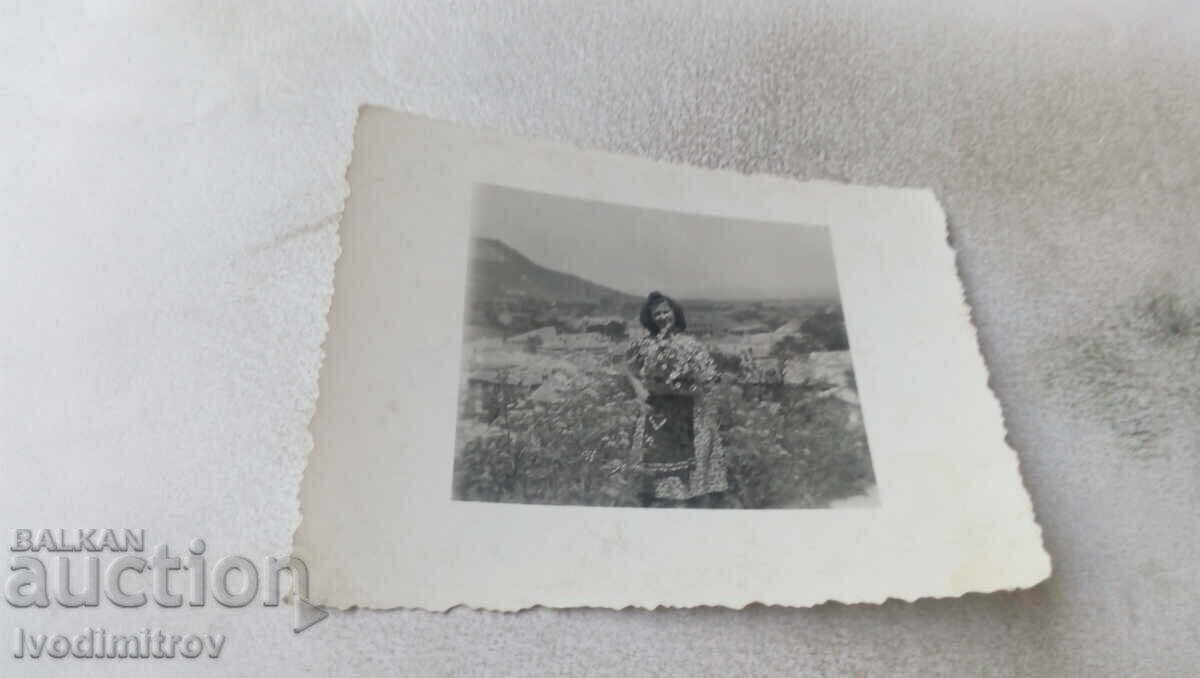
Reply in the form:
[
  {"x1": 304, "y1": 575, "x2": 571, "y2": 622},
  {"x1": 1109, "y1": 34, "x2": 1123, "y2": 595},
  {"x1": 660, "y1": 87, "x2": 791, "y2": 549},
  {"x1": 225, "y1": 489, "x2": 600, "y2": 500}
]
[{"x1": 452, "y1": 304, "x2": 876, "y2": 509}]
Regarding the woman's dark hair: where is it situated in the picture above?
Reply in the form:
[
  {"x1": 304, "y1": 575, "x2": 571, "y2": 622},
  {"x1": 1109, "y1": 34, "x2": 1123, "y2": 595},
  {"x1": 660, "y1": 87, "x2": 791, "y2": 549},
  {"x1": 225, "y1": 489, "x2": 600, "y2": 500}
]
[{"x1": 639, "y1": 291, "x2": 687, "y2": 335}]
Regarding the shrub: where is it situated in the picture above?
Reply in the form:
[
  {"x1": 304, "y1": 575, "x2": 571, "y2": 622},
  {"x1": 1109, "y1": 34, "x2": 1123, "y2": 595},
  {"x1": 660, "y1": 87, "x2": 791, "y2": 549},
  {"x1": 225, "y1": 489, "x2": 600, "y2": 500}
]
[
  {"x1": 801, "y1": 307, "x2": 850, "y2": 351},
  {"x1": 453, "y1": 374, "x2": 644, "y2": 507},
  {"x1": 722, "y1": 387, "x2": 873, "y2": 508}
]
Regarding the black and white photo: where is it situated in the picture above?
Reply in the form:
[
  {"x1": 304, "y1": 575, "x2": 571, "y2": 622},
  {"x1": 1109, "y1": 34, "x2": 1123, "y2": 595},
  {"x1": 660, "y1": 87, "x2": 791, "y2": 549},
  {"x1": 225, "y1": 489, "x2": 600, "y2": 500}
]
[{"x1": 453, "y1": 186, "x2": 876, "y2": 509}]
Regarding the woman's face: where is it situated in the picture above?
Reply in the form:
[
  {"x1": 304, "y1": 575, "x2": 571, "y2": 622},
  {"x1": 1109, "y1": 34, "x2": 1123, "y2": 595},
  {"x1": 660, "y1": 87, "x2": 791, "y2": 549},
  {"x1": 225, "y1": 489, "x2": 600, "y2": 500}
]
[{"x1": 652, "y1": 302, "x2": 675, "y2": 331}]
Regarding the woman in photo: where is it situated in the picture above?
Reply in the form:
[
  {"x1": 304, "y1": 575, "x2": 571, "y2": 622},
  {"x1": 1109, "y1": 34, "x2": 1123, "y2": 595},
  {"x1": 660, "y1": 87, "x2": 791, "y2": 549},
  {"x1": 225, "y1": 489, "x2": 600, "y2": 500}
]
[{"x1": 625, "y1": 291, "x2": 729, "y2": 507}]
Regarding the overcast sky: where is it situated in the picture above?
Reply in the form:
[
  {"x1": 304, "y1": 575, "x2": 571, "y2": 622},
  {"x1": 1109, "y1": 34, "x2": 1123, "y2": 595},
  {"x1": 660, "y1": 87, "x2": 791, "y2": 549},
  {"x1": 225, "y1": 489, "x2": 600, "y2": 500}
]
[{"x1": 471, "y1": 184, "x2": 841, "y2": 301}]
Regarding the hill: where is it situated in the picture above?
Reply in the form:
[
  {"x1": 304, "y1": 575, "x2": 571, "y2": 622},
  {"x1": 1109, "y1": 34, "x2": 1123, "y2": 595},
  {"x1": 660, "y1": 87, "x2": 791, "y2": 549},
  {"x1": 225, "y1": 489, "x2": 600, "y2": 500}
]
[{"x1": 468, "y1": 238, "x2": 638, "y2": 305}]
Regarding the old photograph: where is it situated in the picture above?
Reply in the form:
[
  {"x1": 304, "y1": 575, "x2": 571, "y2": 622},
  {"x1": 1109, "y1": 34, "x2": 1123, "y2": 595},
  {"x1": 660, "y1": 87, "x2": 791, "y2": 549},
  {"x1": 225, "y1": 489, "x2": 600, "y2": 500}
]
[
  {"x1": 295, "y1": 109, "x2": 1049, "y2": 611},
  {"x1": 453, "y1": 185, "x2": 875, "y2": 509}
]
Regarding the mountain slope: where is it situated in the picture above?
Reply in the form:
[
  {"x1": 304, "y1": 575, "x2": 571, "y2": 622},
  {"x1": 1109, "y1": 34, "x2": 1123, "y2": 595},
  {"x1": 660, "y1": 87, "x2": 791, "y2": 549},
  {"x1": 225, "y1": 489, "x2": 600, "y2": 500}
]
[{"x1": 468, "y1": 238, "x2": 637, "y2": 304}]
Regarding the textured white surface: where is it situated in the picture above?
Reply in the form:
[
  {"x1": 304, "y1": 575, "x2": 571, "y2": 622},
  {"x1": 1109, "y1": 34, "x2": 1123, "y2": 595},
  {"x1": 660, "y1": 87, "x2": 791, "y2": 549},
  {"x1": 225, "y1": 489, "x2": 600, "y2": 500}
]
[{"x1": 1, "y1": 1, "x2": 1198, "y2": 675}]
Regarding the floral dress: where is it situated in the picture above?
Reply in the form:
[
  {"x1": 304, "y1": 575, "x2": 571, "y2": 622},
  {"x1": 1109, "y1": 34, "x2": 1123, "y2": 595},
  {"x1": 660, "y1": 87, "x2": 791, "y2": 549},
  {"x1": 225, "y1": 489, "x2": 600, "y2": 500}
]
[{"x1": 626, "y1": 331, "x2": 729, "y2": 501}]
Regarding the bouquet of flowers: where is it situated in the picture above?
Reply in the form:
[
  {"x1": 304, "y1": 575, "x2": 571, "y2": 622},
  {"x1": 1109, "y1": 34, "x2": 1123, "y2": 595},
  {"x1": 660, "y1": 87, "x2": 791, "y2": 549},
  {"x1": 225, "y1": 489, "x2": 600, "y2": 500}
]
[{"x1": 632, "y1": 336, "x2": 718, "y2": 394}]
